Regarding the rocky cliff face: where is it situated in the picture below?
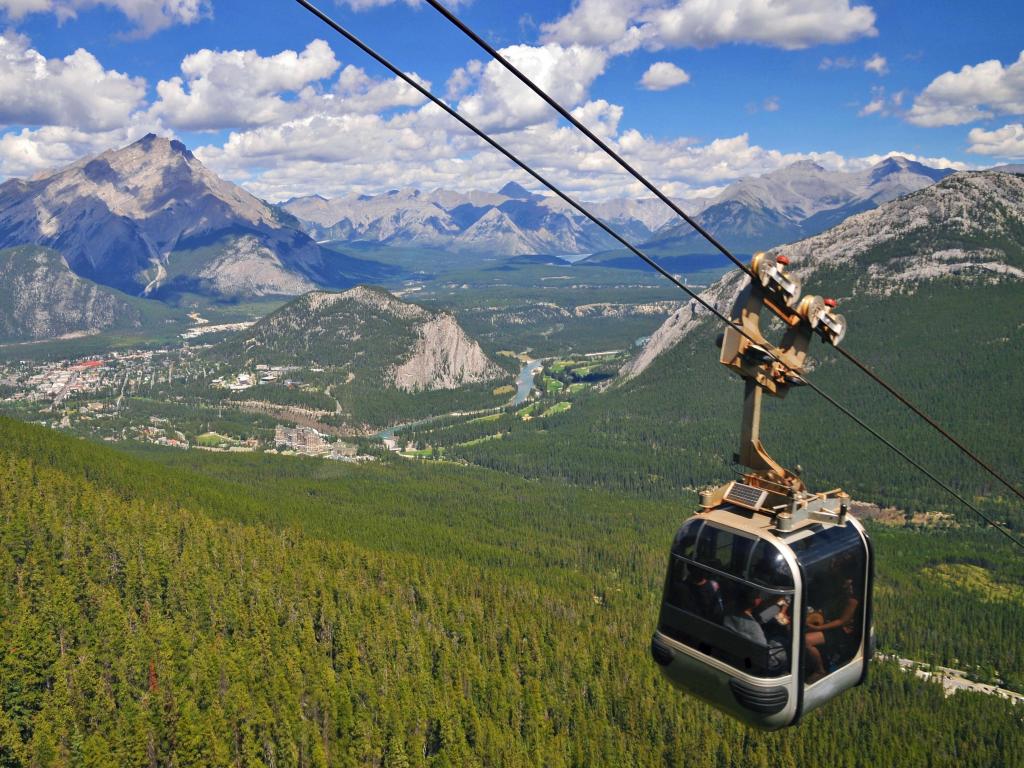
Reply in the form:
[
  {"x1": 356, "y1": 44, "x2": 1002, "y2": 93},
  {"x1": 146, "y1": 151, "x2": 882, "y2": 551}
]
[
  {"x1": 0, "y1": 246, "x2": 141, "y2": 342},
  {"x1": 620, "y1": 170, "x2": 1024, "y2": 380},
  {"x1": 218, "y1": 285, "x2": 503, "y2": 392},
  {"x1": 0, "y1": 135, "x2": 387, "y2": 300},
  {"x1": 392, "y1": 314, "x2": 504, "y2": 392}
]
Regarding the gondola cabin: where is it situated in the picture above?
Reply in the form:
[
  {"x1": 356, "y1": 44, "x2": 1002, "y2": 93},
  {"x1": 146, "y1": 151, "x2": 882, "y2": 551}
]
[
  {"x1": 651, "y1": 252, "x2": 874, "y2": 729},
  {"x1": 651, "y1": 484, "x2": 874, "y2": 729}
]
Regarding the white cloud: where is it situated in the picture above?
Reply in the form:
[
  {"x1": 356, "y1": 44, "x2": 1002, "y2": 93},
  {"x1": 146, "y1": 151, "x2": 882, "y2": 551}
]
[
  {"x1": 332, "y1": 65, "x2": 429, "y2": 114},
  {"x1": 640, "y1": 61, "x2": 690, "y2": 90},
  {"x1": 194, "y1": 88, "x2": 957, "y2": 204},
  {"x1": 454, "y1": 43, "x2": 609, "y2": 132},
  {"x1": 150, "y1": 40, "x2": 340, "y2": 131},
  {"x1": 967, "y1": 123, "x2": 1024, "y2": 158},
  {"x1": 570, "y1": 99, "x2": 623, "y2": 139},
  {"x1": 858, "y1": 86, "x2": 903, "y2": 118},
  {"x1": 543, "y1": 0, "x2": 877, "y2": 53},
  {"x1": 0, "y1": 113, "x2": 163, "y2": 178},
  {"x1": 0, "y1": 33, "x2": 146, "y2": 131},
  {"x1": 0, "y1": 0, "x2": 210, "y2": 35},
  {"x1": 762, "y1": 96, "x2": 781, "y2": 112},
  {"x1": 864, "y1": 53, "x2": 887, "y2": 75},
  {"x1": 908, "y1": 51, "x2": 1024, "y2": 127},
  {"x1": 446, "y1": 60, "x2": 482, "y2": 100},
  {"x1": 859, "y1": 98, "x2": 884, "y2": 117},
  {"x1": 819, "y1": 56, "x2": 857, "y2": 70}
]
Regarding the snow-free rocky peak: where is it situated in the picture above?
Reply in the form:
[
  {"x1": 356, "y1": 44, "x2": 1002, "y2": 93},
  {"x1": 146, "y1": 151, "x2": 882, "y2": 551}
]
[
  {"x1": 221, "y1": 285, "x2": 504, "y2": 392},
  {"x1": 283, "y1": 182, "x2": 675, "y2": 256},
  {"x1": 0, "y1": 135, "x2": 377, "y2": 299},
  {"x1": 648, "y1": 156, "x2": 955, "y2": 255},
  {"x1": 620, "y1": 171, "x2": 1024, "y2": 380}
]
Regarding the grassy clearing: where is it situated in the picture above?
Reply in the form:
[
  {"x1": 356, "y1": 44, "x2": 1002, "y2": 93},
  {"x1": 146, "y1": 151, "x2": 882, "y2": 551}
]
[
  {"x1": 196, "y1": 431, "x2": 236, "y2": 447},
  {"x1": 544, "y1": 377, "x2": 564, "y2": 393},
  {"x1": 516, "y1": 403, "x2": 538, "y2": 419},
  {"x1": 924, "y1": 563, "x2": 1024, "y2": 606},
  {"x1": 541, "y1": 402, "x2": 572, "y2": 417}
]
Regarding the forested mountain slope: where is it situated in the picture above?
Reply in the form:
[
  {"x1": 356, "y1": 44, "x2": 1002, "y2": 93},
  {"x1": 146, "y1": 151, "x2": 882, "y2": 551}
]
[
  {"x1": 205, "y1": 286, "x2": 511, "y2": 428},
  {"x1": 217, "y1": 286, "x2": 503, "y2": 392},
  {"x1": 0, "y1": 417, "x2": 1021, "y2": 766},
  {"x1": 454, "y1": 172, "x2": 1024, "y2": 522},
  {"x1": 0, "y1": 246, "x2": 155, "y2": 342}
]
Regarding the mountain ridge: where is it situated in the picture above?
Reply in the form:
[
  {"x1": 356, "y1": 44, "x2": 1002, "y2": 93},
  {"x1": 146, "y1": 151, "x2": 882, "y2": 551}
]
[
  {"x1": 218, "y1": 285, "x2": 505, "y2": 394},
  {"x1": 588, "y1": 155, "x2": 956, "y2": 264},
  {"x1": 283, "y1": 156, "x2": 955, "y2": 260},
  {"x1": 0, "y1": 134, "x2": 394, "y2": 302},
  {"x1": 620, "y1": 170, "x2": 1024, "y2": 379}
]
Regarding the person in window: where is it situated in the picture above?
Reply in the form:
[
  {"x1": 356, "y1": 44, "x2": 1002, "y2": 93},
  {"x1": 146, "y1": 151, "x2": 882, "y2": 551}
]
[
  {"x1": 723, "y1": 587, "x2": 767, "y2": 645},
  {"x1": 725, "y1": 589, "x2": 790, "y2": 675},
  {"x1": 805, "y1": 577, "x2": 860, "y2": 683},
  {"x1": 683, "y1": 565, "x2": 724, "y2": 623}
]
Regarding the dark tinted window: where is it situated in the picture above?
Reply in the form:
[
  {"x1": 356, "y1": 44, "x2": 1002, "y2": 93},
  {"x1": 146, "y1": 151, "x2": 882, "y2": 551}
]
[
  {"x1": 794, "y1": 525, "x2": 866, "y2": 686},
  {"x1": 660, "y1": 523, "x2": 793, "y2": 677},
  {"x1": 671, "y1": 519, "x2": 701, "y2": 559},
  {"x1": 749, "y1": 540, "x2": 794, "y2": 589},
  {"x1": 694, "y1": 525, "x2": 754, "y2": 578}
]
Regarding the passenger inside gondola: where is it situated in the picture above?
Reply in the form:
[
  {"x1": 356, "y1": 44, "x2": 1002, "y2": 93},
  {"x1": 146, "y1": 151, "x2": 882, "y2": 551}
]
[
  {"x1": 661, "y1": 521, "x2": 797, "y2": 677},
  {"x1": 805, "y1": 576, "x2": 861, "y2": 683},
  {"x1": 683, "y1": 565, "x2": 724, "y2": 623}
]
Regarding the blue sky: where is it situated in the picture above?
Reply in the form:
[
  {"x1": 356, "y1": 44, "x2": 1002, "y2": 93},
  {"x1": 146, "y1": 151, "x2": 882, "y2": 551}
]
[{"x1": 2, "y1": 0, "x2": 1023, "y2": 201}]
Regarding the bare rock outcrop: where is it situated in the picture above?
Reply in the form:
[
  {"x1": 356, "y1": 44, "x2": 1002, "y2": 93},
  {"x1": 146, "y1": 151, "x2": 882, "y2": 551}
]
[
  {"x1": 392, "y1": 314, "x2": 504, "y2": 392},
  {"x1": 619, "y1": 171, "x2": 1024, "y2": 380}
]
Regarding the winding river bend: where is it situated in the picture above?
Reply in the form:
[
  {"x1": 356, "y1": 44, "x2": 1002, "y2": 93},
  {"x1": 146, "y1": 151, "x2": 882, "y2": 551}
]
[
  {"x1": 375, "y1": 359, "x2": 542, "y2": 442},
  {"x1": 514, "y1": 359, "x2": 542, "y2": 406}
]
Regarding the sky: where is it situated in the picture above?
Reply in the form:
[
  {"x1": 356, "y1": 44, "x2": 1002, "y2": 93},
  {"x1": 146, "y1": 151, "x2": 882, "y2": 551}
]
[{"x1": 1, "y1": 0, "x2": 1023, "y2": 203}]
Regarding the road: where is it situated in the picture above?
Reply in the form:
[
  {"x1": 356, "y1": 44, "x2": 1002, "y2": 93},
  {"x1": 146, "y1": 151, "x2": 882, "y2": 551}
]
[
  {"x1": 51, "y1": 371, "x2": 80, "y2": 408},
  {"x1": 885, "y1": 655, "x2": 1023, "y2": 705}
]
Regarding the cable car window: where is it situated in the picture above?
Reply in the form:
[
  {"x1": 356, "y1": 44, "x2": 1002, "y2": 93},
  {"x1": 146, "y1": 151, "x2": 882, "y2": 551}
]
[
  {"x1": 792, "y1": 526, "x2": 866, "y2": 686},
  {"x1": 694, "y1": 524, "x2": 754, "y2": 579},
  {"x1": 671, "y1": 519, "x2": 702, "y2": 559},
  {"x1": 748, "y1": 540, "x2": 794, "y2": 589},
  {"x1": 660, "y1": 525, "x2": 793, "y2": 678}
]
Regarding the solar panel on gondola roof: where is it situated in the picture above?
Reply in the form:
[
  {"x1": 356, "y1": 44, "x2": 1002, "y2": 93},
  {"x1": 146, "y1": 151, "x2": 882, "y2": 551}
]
[{"x1": 724, "y1": 482, "x2": 767, "y2": 511}]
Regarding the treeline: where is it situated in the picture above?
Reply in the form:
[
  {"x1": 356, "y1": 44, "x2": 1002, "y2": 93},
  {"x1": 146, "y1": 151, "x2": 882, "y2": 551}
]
[
  {"x1": 451, "y1": 279, "x2": 1024, "y2": 530},
  {"x1": 0, "y1": 420, "x2": 1022, "y2": 766}
]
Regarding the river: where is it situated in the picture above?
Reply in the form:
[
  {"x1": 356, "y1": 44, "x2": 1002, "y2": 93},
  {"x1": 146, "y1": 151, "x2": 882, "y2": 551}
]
[
  {"x1": 514, "y1": 359, "x2": 541, "y2": 406},
  {"x1": 375, "y1": 359, "x2": 541, "y2": 442}
]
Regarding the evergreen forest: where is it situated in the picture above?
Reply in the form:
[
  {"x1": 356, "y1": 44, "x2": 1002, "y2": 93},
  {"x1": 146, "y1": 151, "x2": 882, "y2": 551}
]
[{"x1": 1, "y1": 417, "x2": 1022, "y2": 767}]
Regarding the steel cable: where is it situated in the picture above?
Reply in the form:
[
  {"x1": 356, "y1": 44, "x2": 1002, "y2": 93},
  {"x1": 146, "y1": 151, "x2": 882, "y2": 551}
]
[
  {"x1": 290, "y1": 0, "x2": 1024, "y2": 551},
  {"x1": 422, "y1": 0, "x2": 1024, "y2": 520}
]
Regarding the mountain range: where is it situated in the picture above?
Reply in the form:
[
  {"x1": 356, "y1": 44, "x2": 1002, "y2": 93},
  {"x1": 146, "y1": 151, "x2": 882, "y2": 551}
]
[
  {"x1": 585, "y1": 156, "x2": 955, "y2": 267},
  {"x1": 282, "y1": 180, "x2": 673, "y2": 257},
  {"x1": 0, "y1": 134, "x2": 392, "y2": 303},
  {"x1": 0, "y1": 135, "x2": 967, "y2": 345},
  {"x1": 284, "y1": 157, "x2": 955, "y2": 261},
  {"x1": 621, "y1": 168, "x2": 1024, "y2": 379}
]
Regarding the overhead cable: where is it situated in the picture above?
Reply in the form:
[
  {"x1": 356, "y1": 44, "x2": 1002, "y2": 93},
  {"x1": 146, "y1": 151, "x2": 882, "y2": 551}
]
[
  {"x1": 422, "y1": 0, "x2": 1024, "y2": 513},
  {"x1": 290, "y1": 0, "x2": 1024, "y2": 552}
]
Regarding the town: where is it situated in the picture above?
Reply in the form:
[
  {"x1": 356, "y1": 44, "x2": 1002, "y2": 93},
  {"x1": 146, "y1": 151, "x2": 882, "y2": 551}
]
[{"x1": 0, "y1": 347, "x2": 374, "y2": 462}]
